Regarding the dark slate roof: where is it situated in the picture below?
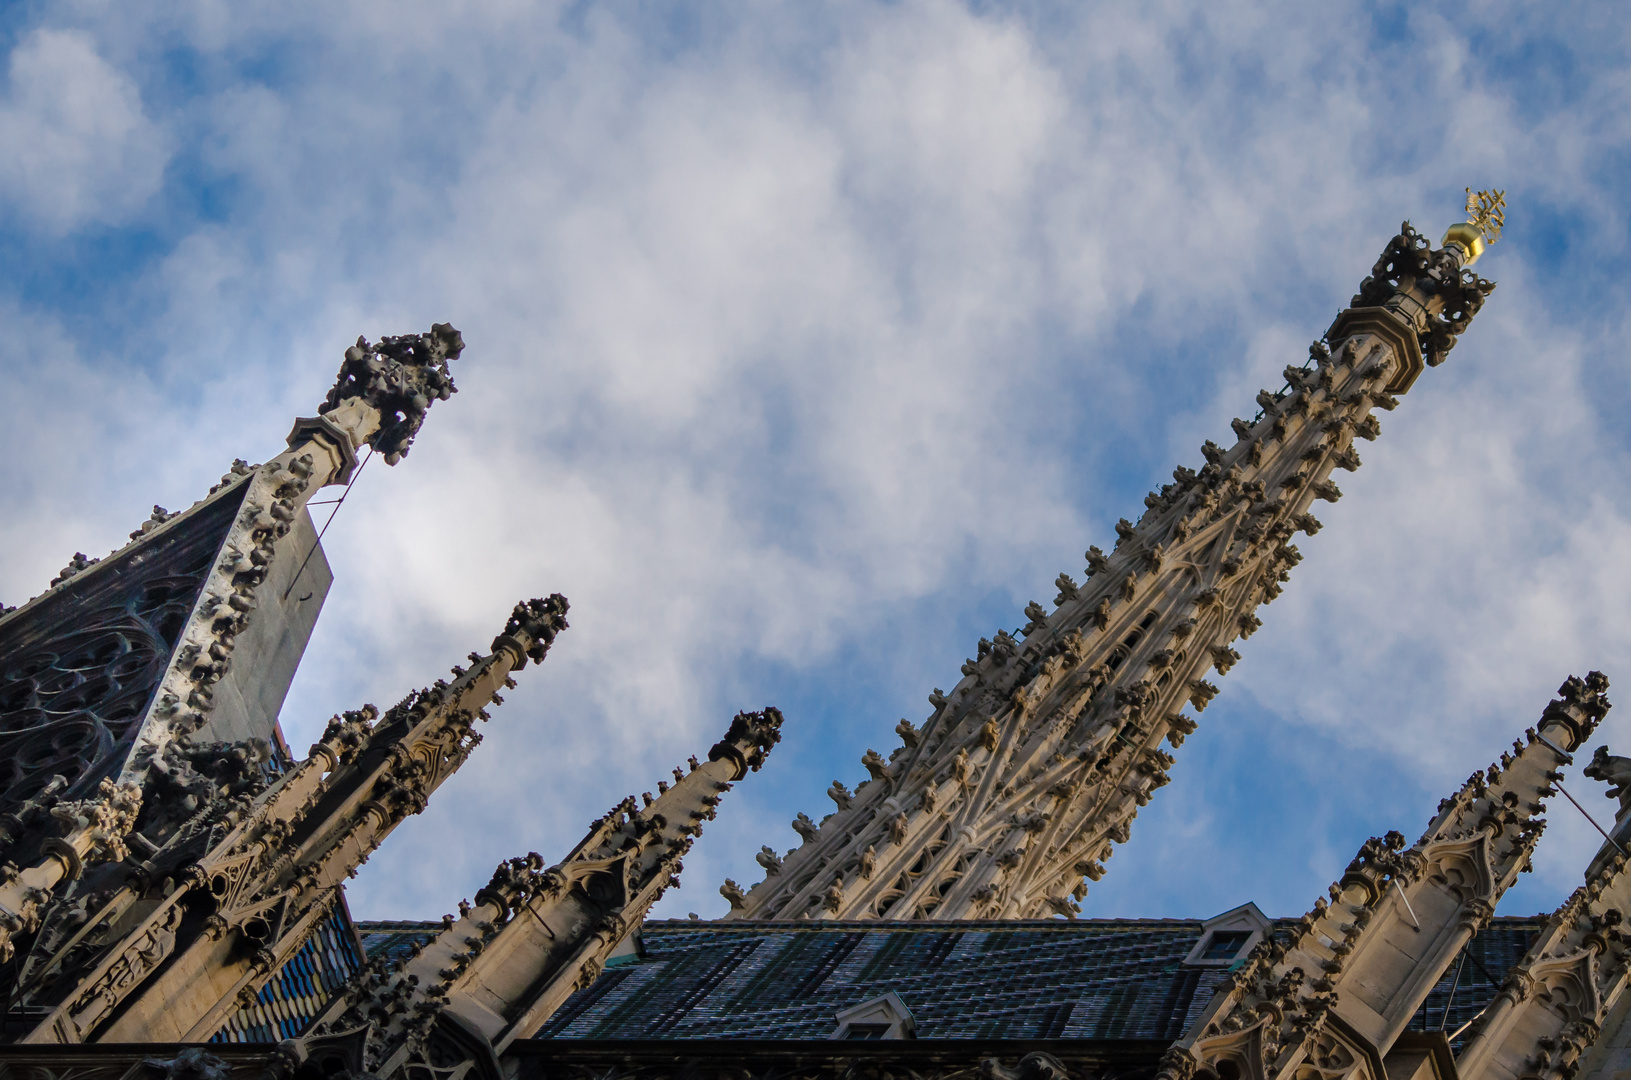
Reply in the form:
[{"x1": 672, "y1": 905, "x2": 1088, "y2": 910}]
[
  {"x1": 1406, "y1": 916, "x2": 1542, "y2": 1050},
  {"x1": 508, "y1": 1038, "x2": 1174, "y2": 1080},
  {"x1": 358, "y1": 919, "x2": 443, "y2": 964},
  {"x1": 354, "y1": 915, "x2": 1545, "y2": 1046},
  {"x1": 543, "y1": 919, "x2": 1223, "y2": 1041}
]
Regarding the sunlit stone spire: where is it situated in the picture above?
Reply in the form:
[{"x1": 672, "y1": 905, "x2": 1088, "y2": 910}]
[{"x1": 721, "y1": 205, "x2": 1498, "y2": 922}]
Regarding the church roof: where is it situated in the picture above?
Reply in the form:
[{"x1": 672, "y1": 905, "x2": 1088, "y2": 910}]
[{"x1": 357, "y1": 915, "x2": 1544, "y2": 1045}]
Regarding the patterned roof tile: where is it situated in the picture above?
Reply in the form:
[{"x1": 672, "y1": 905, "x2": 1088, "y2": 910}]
[{"x1": 355, "y1": 915, "x2": 1543, "y2": 1046}]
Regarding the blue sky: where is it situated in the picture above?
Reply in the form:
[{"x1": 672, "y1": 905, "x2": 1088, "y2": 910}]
[{"x1": 2, "y1": 0, "x2": 1630, "y2": 923}]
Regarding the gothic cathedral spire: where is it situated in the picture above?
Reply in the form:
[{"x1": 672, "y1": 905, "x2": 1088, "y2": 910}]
[{"x1": 722, "y1": 206, "x2": 1501, "y2": 922}]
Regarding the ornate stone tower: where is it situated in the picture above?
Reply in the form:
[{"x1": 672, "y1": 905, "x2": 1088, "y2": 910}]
[
  {"x1": 721, "y1": 197, "x2": 1504, "y2": 922},
  {"x1": 0, "y1": 324, "x2": 463, "y2": 827},
  {"x1": 0, "y1": 325, "x2": 491, "y2": 1038},
  {"x1": 0, "y1": 323, "x2": 790, "y2": 1057}
]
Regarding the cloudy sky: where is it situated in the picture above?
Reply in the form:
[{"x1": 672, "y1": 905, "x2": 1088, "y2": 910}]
[{"x1": 1, "y1": 1, "x2": 1629, "y2": 924}]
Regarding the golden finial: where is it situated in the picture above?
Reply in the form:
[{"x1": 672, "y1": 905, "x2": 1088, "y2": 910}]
[
  {"x1": 1441, "y1": 188, "x2": 1504, "y2": 266},
  {"x1": 1464, "y1": 188, "x2": 1505, "y2": 244}
]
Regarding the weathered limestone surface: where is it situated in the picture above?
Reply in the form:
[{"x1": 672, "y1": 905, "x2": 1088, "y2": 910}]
[
  {"x1": 1156, "y1": 673, "x2": 1609, "y2": 1080},
  {"x1": 296, "y1": 709, "x2": 785, "y2": 1077},
  {"x1": 0, "y1": 325, "x2": 485, "y2": 1046},
  {"x1": 0, "y1": 780, "x2": 143, "y2": 966},
  {"x1": 192, "y1": 506, "x2": 332, "y2": 748},
  {"x1": 722, "y1": 220, "x2": 1497, "y2": 922},
  {"x1": 16, "y1": 595, "x2": 568, "y2": 1045},
  {"x1": 1462, "y1": 742, "x2": 1631, "y2": 1080}
]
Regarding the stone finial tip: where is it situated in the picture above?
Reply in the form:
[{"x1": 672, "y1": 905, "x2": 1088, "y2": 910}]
[
  {"x1": 709, "y1": 707, "x2": 785, "y2": 774},
  {"x1": 320, "y1": 322, "x2": 464, "y2": 465},
  {"x1": 500, "y1": 594, "x2": 571, "y2": 664}
]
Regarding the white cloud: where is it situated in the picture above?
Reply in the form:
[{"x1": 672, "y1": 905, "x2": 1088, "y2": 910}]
[{"x1": 0, "y1": 29, "x2": 168, "y2": 232}]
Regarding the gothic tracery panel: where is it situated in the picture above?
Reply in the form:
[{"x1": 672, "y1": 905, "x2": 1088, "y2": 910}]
[{"x1": 0, "y1": 482, "x2": 247, "y2": 817}]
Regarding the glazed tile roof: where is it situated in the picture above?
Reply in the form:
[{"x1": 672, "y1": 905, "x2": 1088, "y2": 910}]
[
  {"x1": 356, "y1": 915, "x2": 1544, "y2": 1045},
  {"x1": 215, "y1": 903, "x2": 366, "y2": 1043}
]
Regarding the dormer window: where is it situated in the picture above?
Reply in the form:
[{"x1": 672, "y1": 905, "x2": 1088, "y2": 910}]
[
  {"x1": 1184, "y1": 902, "x2": 1270, "y2": 967},
  {"x1": 1200, "y1": 930, "x2": 1252, "y2": 961},
  {"x1": 831, "y1": 993, "x2": 916, "y2": 1040}
]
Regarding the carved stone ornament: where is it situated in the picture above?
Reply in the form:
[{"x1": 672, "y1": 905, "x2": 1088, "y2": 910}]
[
  {"x1": 319, "y1": 323, "x2": 463, "y2": 465},
  {"x1": 1168, "y1": 674, "x2": 1607, "y2": 1080},
  {"x1": 1154, "y1": 1046, "x2": 1198, "y2": 1080},
  {"x1": 1345, "y1": 221, "x2": 1496, "y2": 375},
  {"x1": 140, "y1": 1047, "x2": 234, "y2": 1080},
  {"x1": 493, "y1": 595, "x2": 571, "y2": 667},
  {"x1": 0, "y1": 777, "x2": 142, "y2": 965},
  {"x1": 1584, "y1": 744, "x2": 1631, "y2": 811}
]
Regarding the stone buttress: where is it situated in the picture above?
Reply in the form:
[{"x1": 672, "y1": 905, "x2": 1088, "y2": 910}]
[
  {"x1": 12, "y1": 595, "x2": 569, "y2": 1045},
  {"x1": 290, "y1": 708, "x2": 785, "y2": 1079},
  {"x1": 1461, "y1": 735, "x2": 1631, "y2": 1080},
  {"x1": 1155, "y1": 673, "x2": 1609, "y2": 1080}
]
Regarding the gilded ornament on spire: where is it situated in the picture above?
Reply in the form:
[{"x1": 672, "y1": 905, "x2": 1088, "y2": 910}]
[
  {"x1": 1441, "y1": 188, "x2": 1505, "y2": 266},
  {"x1": 1465, "y1": 187, "x2": 1506, "y2": 243}
]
